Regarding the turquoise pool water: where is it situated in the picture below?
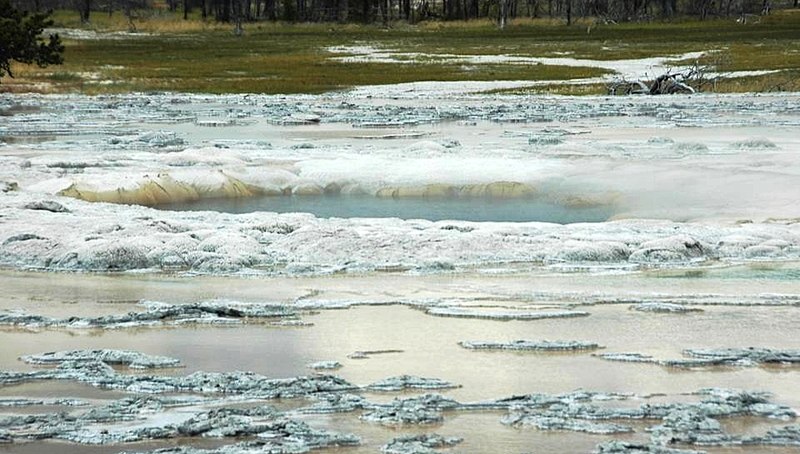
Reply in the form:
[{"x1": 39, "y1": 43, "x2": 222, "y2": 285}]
[{"x1": 157, "y1": 195, "x2": 614, "y2": 223}]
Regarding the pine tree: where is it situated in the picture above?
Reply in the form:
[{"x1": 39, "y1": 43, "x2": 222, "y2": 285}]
[{"x1": 0, "y1": 0, "x2": 64, "y2": 79}]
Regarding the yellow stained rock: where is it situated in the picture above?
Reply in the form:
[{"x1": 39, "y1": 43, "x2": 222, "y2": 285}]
[{"x1": 58, "y1": 173, "x2": 258, "y2": 206}]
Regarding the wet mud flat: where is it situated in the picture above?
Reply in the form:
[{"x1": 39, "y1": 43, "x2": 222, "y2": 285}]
[{"x1": 0, "y1": 270, "x2": 798, "y2": 453}]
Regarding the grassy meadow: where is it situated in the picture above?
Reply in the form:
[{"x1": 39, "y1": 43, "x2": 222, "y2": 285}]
[{"x1": 4, "y1": 8, "x2": 800, "y2": 94}]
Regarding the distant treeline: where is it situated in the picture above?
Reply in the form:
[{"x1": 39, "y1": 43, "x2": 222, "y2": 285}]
[{"x1": 10, "y1": 0, "x2": 800, "y2": 25}]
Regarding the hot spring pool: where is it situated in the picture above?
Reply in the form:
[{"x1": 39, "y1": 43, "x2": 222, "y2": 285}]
[{"x1": 156, "y1": 194, "x2": 615, "y2": 223}]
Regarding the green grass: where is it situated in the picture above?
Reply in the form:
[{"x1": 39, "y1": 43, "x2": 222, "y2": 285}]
[
  {"x1": 708, "y1": 69, "x2": 800, "y2": 93},
  {"x1": 36, "y1": 31, "x2": 607, "y2": 94},
  {"x1": 490, "y1": 82, "x2": 609, "y2": 96},
  {"x1": 4, "y1": 9, "x2": 800, "y2": 94}
]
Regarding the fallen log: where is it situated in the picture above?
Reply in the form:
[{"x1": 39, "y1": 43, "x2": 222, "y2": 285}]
[{"x1": 608, "y1": 67, "x2": 700, "y2": 96}]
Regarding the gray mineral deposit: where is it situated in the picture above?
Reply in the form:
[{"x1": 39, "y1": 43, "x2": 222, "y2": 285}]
[
  {"x1": 366, "y1": 375, "x2": 461, "y2": 392},
  {"x1": 360, "y1": 394, "x2": 462, "y2": 425},
  {"x1": 495, "y1": 387, "x2": 797, "y2": 449},
  {"x1": 423, "y1": 307, "x2": 590, "y2": 320},
  {"x1": 298, "y1": 393, "x2": 369, "y2": 414},
  {"x1": 307, "y1": 361, "x2": 342, "y2": 370},
  {"x1": 682, "y1": 347, "x2": 800, "y2": 365},
  {"x1": 594, "y1": 441, "x2": 706, "y2": 454},
  {"x1": 630, "y1": 303, "x2": 703, "y2": 313},
  {"x1": 502, "y1": 413, "x2": 634, "y2": 434},
  {"x1": 0, "y1": 355, "x2": 359, "y2": 397},
  {"x1": 596, "y1": 348, "x2": 800, "y2": 368},
  {"x1": 116, "y1": 421, "x2": 360, "y2": 453},
  {"x1": 458, "y1": 340, "x2": 602, "y2": 352},
  {"x1": 346, "y1": 349, "x2": 404, "y2": 359},
  {"x1": 382, "y1": 433, "x2": 464, "y2": 454},
  {"x1": 0, "y1": 398, "x2": 87, "y2": 407},
  {"x1": 20, "y1": 349, "x2": 182, "y2": 369},
  {"x1": 22, "y1": 200, "x2": 70, "y2": 213},
  {"x1": 0, "y1": 300, "x2": 301, "y2": 329}
]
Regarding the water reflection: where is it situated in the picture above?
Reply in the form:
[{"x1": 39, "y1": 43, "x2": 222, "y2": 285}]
[{"x1": 0, "y1": 271, "x2": 798, "y2": 453}]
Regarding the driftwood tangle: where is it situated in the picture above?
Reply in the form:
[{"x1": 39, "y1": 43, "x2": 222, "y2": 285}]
[{"x1": 609, "y1": 66, "x2": 700, "y2": 95}]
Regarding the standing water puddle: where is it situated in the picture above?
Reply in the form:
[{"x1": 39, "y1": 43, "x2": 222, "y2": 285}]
[{"x1": 0, "y1": 271, "x2": 799, "y2": 453}]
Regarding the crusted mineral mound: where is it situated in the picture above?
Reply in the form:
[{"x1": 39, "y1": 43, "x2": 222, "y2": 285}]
[
  {"x1": 366, "y1": 375, "x2": 461, "y2": 392},
  {"x1": 596, "y1": 347, "x2": 800, "y2": 368},
  {"x1": 382, "y1": 433, "x2": 463, "y2": 454},
  {"x1": 20, "y1": 349, "x2": 182, "y2": 369},
  {"x1": 630, "y1": 303, "x2": 703, "y2": 313},
  {"x1": 0, "y1": 300, "x2": 300, "y2": 329},
  {"x1": 459, "y1": 339, "x2": 602, "y2": 352}
]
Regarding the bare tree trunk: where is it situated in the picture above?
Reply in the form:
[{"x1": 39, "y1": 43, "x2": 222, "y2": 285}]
[
  {"x1": 216, "y1": 0, "x2": 232, "y2": 21},
  {"x1": 498, "y1": 0, "x2": 509, "y2": 28},
  {"x1": 566, "y1": 0, "x2": 571, "y2": 24},
  {"x1": 233, "y1": 0, "x2": 243, "y2": 33},
  {"x1": 699, "y1": 0, "x2": 711, "y2": 20},
  {"x1": 79, "y1": 0, "x2": 92, "y2": 23},
  {"x1": 444, "y1": 0, "x2": 454, "y2": 20},
  {"x1": 123, "y1": 0, "x2": 136, "y2": 31}
]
